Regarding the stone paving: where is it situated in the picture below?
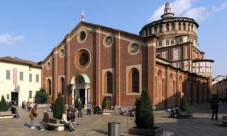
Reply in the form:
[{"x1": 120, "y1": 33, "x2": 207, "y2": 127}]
[{"x1": 0, "y1": 103, "x2": 227, "y2": 136}]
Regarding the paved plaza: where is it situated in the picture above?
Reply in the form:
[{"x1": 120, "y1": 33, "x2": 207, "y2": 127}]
[{"x1": 0, "y1": 103, "x2": 227, "y2": 136}]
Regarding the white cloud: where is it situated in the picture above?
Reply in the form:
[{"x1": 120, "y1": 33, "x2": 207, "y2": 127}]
[
  {"x1": 148, "y1": 0, "x2": 208, "y2": 22},
  {"x1": 212, "y1": 1, "x2": 227, "y2": 12},
  {"x1": 184, "y1": 7, "x2": 208, "y2": 22},
  {"x1": 0, "y1": 33, "x2": 25, "y2": 45}
]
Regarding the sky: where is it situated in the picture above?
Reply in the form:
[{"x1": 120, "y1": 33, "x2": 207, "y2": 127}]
[{"x1": 0, "y1": 0, "x2": 226, "y2": 78}]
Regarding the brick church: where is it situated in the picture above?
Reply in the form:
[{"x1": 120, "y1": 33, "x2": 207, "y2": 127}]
[{"x1": 41, "y1": 2, "x2": 213, "y2": 109}]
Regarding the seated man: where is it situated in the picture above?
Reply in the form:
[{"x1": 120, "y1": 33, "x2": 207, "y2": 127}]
[
  {"x1": 61, "y1": 111, "x2": 74, "y2": 132},
  {"x1": 175, "y1": 106, "x2": 182, "y2": 117},
  {"x1": 40, "y1": 110, "x2": 50, "y2": 130},
  {"x1": 169, "y1": 106, "x2": 177, "y2": 118},
  {"x1": 11, "y1": 106, "x2": 20, "y2": 118},
  {"x1": 93, "y1": 105, "x2": 101, "y2": 114},
  {"x1": 67, "y1": 109, "x2": 78, "y2": 126}
]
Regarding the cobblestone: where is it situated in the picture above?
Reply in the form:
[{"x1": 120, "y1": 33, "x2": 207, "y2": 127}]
[{"x1": 0, "y1": 103, "x2": 226, "y2": 136}]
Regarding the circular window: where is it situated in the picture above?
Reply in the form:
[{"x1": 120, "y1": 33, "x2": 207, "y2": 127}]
[
  {"x1": 77, "y1": 30, "x2": 87, "y2": 43},
  {"x1": 80, "y1": 31, "x2": 86, "y2": 41},
  {"x1": 59, "y1": 49, "x2": 65, "y2": 58},
  {"x1": 75, "y1": 49, "x2": 91, "y2": 70},
  {"x1": 46, "y1": 62, "x2": 52, "y2": 70},
  {"x1": 129, "y1": 43, "x2": 140, "y2": 54},
  {"x1": 103, "y1": 36, "x2": 113, "y2": 47}
]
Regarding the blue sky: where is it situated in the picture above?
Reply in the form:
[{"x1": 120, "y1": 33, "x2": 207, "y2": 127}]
[{"x1": 0, "y1": 0, "x2": 226, "y2": 78}]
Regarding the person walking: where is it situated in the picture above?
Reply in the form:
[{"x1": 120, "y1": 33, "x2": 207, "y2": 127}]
[
  {"x1": 211, "y1": 101, "x2": 219, "y2": 121},
  {"x1": 29, "y1": 104, "x2": 38, "y2": 129}
]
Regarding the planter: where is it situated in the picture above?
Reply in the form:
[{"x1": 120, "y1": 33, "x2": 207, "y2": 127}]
[
  {"x1": 50, "y1": 118, "x2": 61, "y2": 124},
  {"x1": 129, "y1": 127, "x2": 163, "y2": 136}
]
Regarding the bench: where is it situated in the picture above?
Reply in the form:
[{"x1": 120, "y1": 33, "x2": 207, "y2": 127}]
[
  {"x1": 46, "y1": 123, "x2": 64, "y2": 131},
  {"x1": 222, "y1": 116, "x2": 227, "y2": 127},
  {"x1": 178, "y1": 113, "x2": 193, "y2": 119},
  {"x1": 0, "y1": 114, "x2": 14, "y2": 119}
]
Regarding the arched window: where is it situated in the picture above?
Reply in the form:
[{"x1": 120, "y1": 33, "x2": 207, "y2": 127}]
[
  {"x1": 60, "y1": 77, "x2": 66, "y2": 95},
  {"x1": 166, "y1": 23, "x2": 169, "y2": 31},
  {"x1": 106, "y1": 72, "x2": 113, "y2": 94},
  {"x1": 159, "y1": 25, "x2": 162, "y2": 33},
  {"x1": 47, "y1": 79, "x2": 52, "y2": 96},
  {"x1": 183, "y1": 23, "x2": 186, "y2": 30},
  {"x1": 171, "y1": 23, "x2": 175, "y2": 31},
  {"x1": 132, "y1": 68, "x2": 139, "y2": 93},
  {"x1": 154, "y1": 26, "x2": 157, "y2": 33},
  {"x1": 178, "y1": 23, "x2": 181, "y2": 30}
]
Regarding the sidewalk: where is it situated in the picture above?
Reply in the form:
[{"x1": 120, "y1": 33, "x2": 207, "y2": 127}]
[{"x1": 0, "y1": 103, "x2": 226, "y2": 136}]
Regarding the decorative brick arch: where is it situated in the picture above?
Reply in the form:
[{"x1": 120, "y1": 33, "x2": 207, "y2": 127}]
[
  {"x1": 157, "y1": 70, "x2": 162, "y2": 99},
  {"x1": 168, "y1": 73, "x2": 173, "y2": 98}
]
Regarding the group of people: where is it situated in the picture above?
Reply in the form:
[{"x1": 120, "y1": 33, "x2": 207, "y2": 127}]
[
  {"x1": 61, "y1": 109, "x2": 79, "y2": 132},
  {"x1": 28, "y1": 104, "x2": 81, "y2": 131},
  {"x1": 26, "y1": 99, "x2": 104, "y2": 131},
  {"x1": 22, "y1": 101, "x2": 33, "y2": 111}
]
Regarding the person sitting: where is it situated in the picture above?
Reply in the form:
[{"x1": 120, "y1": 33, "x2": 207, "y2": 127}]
[
  {"x1": 175, "y1": 106, "x2": 182, "y2": 116},
  {"x1": 67, "y1": 109, "x2": 78, "y2": 126},
  {"x1": 40, "y1": 110, "x2": 50, "y2": 130},
  {"x1": 61, "y1": 111, "x2": 74, "y2": 132},
  {"x1": 169, "y1": 106, "x2": 177, "y2": 118},
  {"x1": 170, "y1": 105, "x2": 181, "y2": 118},
  {"x1": 49, "y1": 102, "x2": 54, "y2": 112},
  {"x1": 11, "y1": 106, "x2": 20, "y2": 118},
  {"x1": 93, "y1": 105, "x2": 101, "y2": 114}
]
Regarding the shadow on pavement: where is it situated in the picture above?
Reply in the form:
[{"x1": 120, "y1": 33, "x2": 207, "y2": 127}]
[{"x1": 92, "y1": 129, "x2": 108, "y2": 135}]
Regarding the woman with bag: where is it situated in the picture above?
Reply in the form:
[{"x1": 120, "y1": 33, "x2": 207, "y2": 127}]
[{"x1": 29, "y1": 104, "x2": 38, "y2": 129}]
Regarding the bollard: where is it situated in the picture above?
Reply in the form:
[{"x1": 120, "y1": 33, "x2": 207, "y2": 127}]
[
  {"x1": 108, "y1": 122, "x2": 120, "y2": 136},
  {"x1": 113, "y1": 122, "x2": 120, "y2": 136},
  {"x1": 108, "y1": 122, "x2": 114, "y2": 136}
]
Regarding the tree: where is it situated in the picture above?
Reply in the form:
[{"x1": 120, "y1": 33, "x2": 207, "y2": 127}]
[
  {"x1": 53, "y1": 93, "x2": 65, "y2": 119},
  {"x1": 34, "y1": 88, "x2": 49, "y2": 104},
  {"x1": 0, "y1": 95, "x2": 8, "y2": 111},
  {"x1": 135, "y1": 89, "x2": 154, "y2": 129},
  {"x1": 180, "y1": 96, "x2": 189, "y2": 112}
]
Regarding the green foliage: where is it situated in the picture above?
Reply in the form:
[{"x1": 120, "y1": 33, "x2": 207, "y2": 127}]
[
  {"x1": 180, "y1": 96, "x2": 189, "y2": 112},
  {"x1": 34, "y1": 88, "x2": 49, "y2": 104},
  {"x1": 135, "y1": 89, "x2": 154, "y2": 129},
  {"x1": 102, "y1": 97, "x2": 107, "y2": 109},
  {"x1": 53, "y1": 93, "x2": 65, "y2": 119},
  {"x1": 0, "y1": 95, "x2": 8, "y2": 111}
]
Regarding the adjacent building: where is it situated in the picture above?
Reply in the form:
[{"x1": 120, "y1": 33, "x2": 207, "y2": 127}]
[
  {"x1": 0, "y1": 57, "x2": 41, "y2": 107},
  {"x1": 212, "y1": 75, "x2": 227, "y2": 100},
  {"x1": 40, "y1": 2, "x2": 213, "y2": 109}
]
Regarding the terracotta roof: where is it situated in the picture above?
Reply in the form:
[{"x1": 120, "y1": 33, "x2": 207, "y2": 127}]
[{"x1": 0, "y1": 56, "x2": 41, "y2": 68}]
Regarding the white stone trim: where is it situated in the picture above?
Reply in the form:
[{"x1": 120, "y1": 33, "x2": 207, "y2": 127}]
[
  {"x1": 45, "y1": 77, "x2": 53, "y2": 97},
  {"x1": 102, "y1": 68, "x2": 115, "y2": 96},
  {"x1": 126, "y1": 64, "x2": 142, "y2": 95},
  {"x1": 58, "y1": 75, "x2": 66, "y2": 95}
]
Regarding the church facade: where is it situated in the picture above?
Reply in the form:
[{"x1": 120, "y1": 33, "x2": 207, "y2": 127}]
[{"x1": 41, "y1": 3, "x2": 212, "y2": 109}]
